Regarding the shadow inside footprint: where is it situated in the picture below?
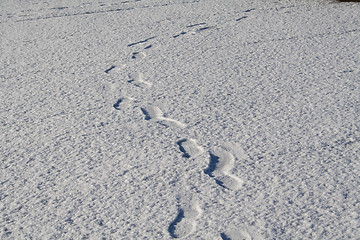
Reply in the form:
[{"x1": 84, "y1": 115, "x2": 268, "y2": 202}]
[
  {"x1": 140, "y1": 108, "x2": 151, "y2": 120},
  {"x1": 220, "y1": 233, "x2": 231, "y2": 240},
  {"x1": 177, "y1": 139, "x2": 190, "y2": 158},
  {"x1": 204, "y1": 153, "x2": 219, "y2": 177},
  {"x1": 168, "y1": 209, "x2": 185, "y2": 238},
  {"x1": 186, "y1": 22, "x2": 206, "y2": 28},
  {"x1": 173, "y1": 31, "x2": 187, "y2": 38},
  {"x1": 131, "y1": 52, "x2": 139, "y2": 59},
  {"x1": 236, "y1": 16, "x2": 248, "y2": 21},
  {"x1": 104, "y1": 65, "x2": 115, "y2": 73},
  {"x1": 113, "y1": 99, "x2": 123, "y2": 110},
  {"x1": 215, "y1": 179, "x2": 230, "y2": 190}
]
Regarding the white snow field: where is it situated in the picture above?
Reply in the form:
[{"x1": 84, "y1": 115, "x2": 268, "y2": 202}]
[{"x1": 1, "y1": 0, "x2": 359, "y2": 239}]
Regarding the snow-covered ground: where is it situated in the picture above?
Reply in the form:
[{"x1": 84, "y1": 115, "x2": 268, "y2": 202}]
[{"x1": 1, "y1": 0, "x2": 359, "y2": 239}]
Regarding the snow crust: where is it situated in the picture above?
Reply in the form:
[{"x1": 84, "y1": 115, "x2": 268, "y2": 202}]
[{"x1": 1, "y1": 0, "x2": 359, "y2": 239}]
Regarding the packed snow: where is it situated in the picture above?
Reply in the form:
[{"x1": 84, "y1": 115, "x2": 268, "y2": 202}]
[{"x1": 1, "y1": 0, "x2": 359, "y2": 239}]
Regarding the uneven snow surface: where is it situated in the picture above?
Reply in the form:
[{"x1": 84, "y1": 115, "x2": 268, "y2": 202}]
[{"x1": 1, "y1": 0, "x2": 360, "y2": 239}]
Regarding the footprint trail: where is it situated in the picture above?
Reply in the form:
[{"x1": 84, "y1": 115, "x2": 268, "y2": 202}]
[{"x1": 107, "y1": 13, "x2": 259, "y2": 238}]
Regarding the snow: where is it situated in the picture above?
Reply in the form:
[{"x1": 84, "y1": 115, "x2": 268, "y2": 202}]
[{"x1": 1, "y1": 0, "x2": 359, "y2": 239}]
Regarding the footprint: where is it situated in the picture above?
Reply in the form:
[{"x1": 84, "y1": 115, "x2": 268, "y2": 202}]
[
  {"x1": 131, "y1": 51, "x2": 146, "y2": 59},
  {"x1": 131, "y1": 44, "x2": 154, "y2": 59},
  {"x1": 140, "y1": 106, "x2": 162, "y2": 120},
  {"x1": 189, "y1": 26, "x2": 216, "y2": 35},
  {"x1": 113, "y1": 97, "x2": 133, "y2": 110},
  {"x1": 128, "y1": 72, "x2": 152, "y2": 88},
  {"x1": 173, "y1": 23, "x2": 212, "y2": 38},
  {"x1": 144, "y1": 44, "x2": 152, "y2": 49},
  {"x1": 141, "y1": 106, "x2": 186, "y2": 128},
  {"x1": 196, "y1": 26, "x2": 215, "y2": 32},
  {"x1": 220, "y1": 230, "x2": 251, "y2": 240},
  {"x1": 168, "y1": 200, "x2": 202, "y2": 238},
  {"x1": 173, "y1": 31, "x2": 187, "y2": 38},
  {"x1": 186, "y1": 22, "x2": 206, "y2": 28},
  {"x1": 204, "y1": 148, "x2": 243, "y2": 191},
  {"x1": 127, "y1": 36, "x2": 156, "y2": 47},
  {"x1": 236, "y1": 16, "x2": 248, "y2": 22},
  {"x1": 177, "y1": 139, "x2": 204, "y2": 158},
  {"x1": 221, "y1": 225, "x2": 260, "y2": 240},
  {"x1": 244, "y1": 8, "x2": 256, "y2": 13},
  {"x1": 104, "y1": 65, "x2": 116, "y2": 73},
  {"x1": 51, "y1": 7, "x2": 68, "y2": 10}
]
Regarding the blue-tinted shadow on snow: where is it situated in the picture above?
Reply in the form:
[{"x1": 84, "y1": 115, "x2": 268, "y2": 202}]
[
  {"x1": 177, "y1": 139, "x2": 190, "y2": 158},
  {"x1": 140, "y1": 108, "x2": 151, "y2": 120},
  {"x1": 168, "y1": 209, "x2": 185, "y2": 238},
  {"x1": 220, "y1": 232, "x2": 231, "y2": 240},
  {"x1": 104, "y1": 65, "x2": 115, "y2": 73},
  {"x1": 204, "y1": 153, "x2": 219, "y2": 177},
  {"x1": 127, "y1": 36, "x2": 156, "y2": 47}
]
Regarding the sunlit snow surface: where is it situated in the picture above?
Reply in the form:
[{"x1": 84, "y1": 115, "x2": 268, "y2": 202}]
[{"x1": 1, "y1": 0, "x2": 359, "y2": 239}]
